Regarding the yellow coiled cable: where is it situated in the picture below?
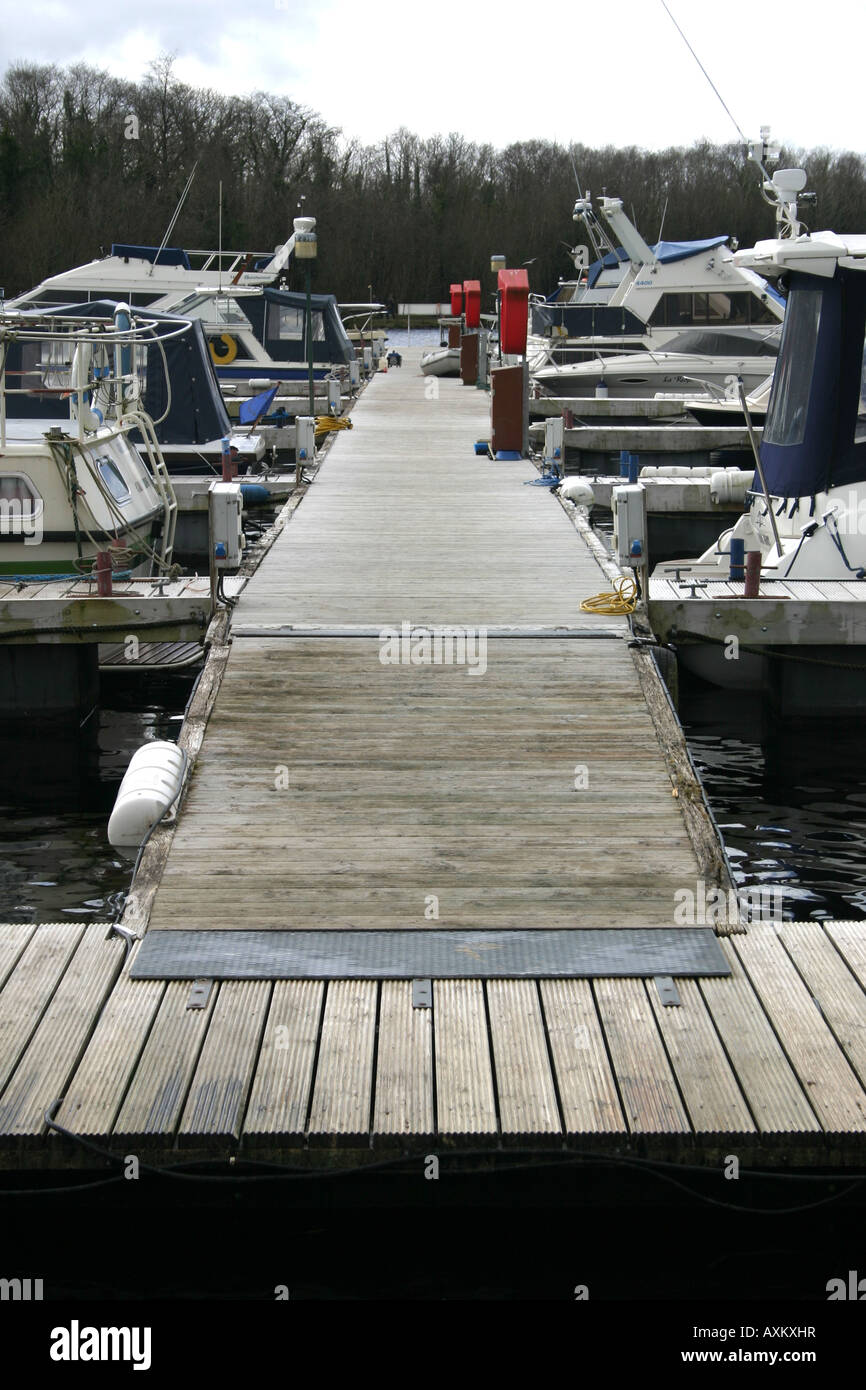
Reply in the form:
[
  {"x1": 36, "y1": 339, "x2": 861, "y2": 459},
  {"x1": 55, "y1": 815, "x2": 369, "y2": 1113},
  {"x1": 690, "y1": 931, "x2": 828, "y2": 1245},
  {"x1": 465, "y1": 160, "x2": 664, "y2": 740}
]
[{"x1": 579, "y1": 576, "x2": 638, "y2": 615}]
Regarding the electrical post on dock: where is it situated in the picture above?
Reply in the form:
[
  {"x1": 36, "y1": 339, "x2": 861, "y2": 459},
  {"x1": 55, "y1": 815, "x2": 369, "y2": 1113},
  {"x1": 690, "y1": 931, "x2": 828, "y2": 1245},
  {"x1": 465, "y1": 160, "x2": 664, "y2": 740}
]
[
  {"x1": 294, "y1": 215, "x2": 317, "y2": 416},
  {"x1": 490, "y1": 254, "x2": 505, "y2": 366},
  {"x1": 612, "y1": 481, "x2": 649, "y2": 599}
]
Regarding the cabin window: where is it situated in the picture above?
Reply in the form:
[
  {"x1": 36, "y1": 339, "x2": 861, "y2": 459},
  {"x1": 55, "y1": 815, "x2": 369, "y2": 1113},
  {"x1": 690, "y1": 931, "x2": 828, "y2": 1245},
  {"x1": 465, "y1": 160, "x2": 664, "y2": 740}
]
[
  {"x1": 211, "y1": 297, "x2": 251, "y2": 328},
  {"x1": 763, "y1": 285, "x2": 823, "y2": 448},
  {"x1": 96, "y1": 457, "x2": 131, "y2": 504},
  {"x1": 705, "y1": 292, "x2": 748, "y2": 324},
  {"x1": 749, "y1": 294, "x2": 781, "y2": 324},
  {"x1": 169, "y1": 293, "x2": 250, "y2": 327},
  {"x1": 649, "y1": 293, "x2": 693, "y2": 327},
  {"x1": 269, "y1": 305, "x2": 304, "y2": 340},
  {"x1": 268, "y1": 306, "x2": 327, "y2": 342},
  {"x1": 0, "y1": 474, "x2": 43, "y2": 525},
  {"x1": 649, "y1": 290, "x2": 776, "y2": 328}
]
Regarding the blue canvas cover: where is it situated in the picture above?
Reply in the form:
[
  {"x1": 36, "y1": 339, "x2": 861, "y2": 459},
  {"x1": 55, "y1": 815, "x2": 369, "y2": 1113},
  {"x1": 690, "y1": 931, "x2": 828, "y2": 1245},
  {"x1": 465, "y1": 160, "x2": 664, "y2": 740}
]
[
  {"x1": 651, "y1": 235, "x2": 729, "y2": 263},
  {"x1": 110, "y1": 244, "x2": 192, "y2": 269},
  {"x1": 759, "y1": 269, "x2": 866, "y2": 497},
  {"x1": 7, "y1": 300, "x2": 231, "y2": 445}
]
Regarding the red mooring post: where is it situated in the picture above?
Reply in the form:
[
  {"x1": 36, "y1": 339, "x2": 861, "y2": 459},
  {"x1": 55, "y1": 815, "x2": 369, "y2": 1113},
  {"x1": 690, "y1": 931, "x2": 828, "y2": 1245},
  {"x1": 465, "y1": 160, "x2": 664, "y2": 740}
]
[
  {"x1": 221, "y1": 436, "x2": 236, "y2": 482},
  {"x1": 95, "y1": 550, "x2": 113, "y2": 596},
  {"x1": 744, "y1": 549, "x2": 761, "y2": 598}
]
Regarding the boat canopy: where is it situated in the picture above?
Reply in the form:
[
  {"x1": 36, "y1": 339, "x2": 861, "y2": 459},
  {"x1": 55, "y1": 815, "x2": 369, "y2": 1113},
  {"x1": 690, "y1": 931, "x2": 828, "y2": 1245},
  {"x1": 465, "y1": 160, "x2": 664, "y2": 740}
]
[
  {"x1": 758, "y1": 266, "x2": 866, "y2": 496},
  {"x1": 110, "y1": 244, "x2": 192, "y2": 269},
  {"x1": 663, "y1": 328, "x2": 781, "y2": 357},
  {"x1": 6, "y1": 300, "x2": 231, "y2": 445},
  {"x1": 583, "y1": 248, "x2": 629, "y2": 291},
  {"x1": 238, "y1": 288, "x2": 354, "y2": 365},
  {"x1": 652, "y1": 236, "x2": 729, "y2": 264},
  {"x1": 531, "y1": 303, "x2": 648, "y2": 338}
]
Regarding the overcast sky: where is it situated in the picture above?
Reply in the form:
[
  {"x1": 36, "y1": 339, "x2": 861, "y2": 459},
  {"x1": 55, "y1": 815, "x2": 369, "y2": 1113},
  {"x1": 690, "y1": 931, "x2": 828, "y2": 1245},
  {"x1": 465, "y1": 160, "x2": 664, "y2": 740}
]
[{"x1": 2, "y1": 0, "x2": 863, "y2": 154}]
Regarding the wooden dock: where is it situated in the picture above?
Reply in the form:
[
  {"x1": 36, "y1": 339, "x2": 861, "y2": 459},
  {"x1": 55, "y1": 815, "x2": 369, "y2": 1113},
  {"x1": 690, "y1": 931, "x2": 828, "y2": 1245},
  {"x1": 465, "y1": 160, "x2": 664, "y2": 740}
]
[
  {"x1": 1, "y1": 349, "x2": 865, "y2": 1168},
  {"x1": 0, "y1": 574, "x2": 230, "y2": 644}
]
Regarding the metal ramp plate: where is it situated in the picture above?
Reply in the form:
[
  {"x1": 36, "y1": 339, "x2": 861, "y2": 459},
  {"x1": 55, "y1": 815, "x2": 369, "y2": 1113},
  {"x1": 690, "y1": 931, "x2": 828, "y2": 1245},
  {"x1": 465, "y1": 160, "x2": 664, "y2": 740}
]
[{"x1": 130, "y1": 928, "x2": 731, "y2": 981}]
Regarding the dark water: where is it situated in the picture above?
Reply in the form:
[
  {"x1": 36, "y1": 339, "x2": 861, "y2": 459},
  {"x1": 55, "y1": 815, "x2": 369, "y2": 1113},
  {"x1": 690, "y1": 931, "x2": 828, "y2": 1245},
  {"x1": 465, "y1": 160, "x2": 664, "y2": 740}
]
[
  {"x1": 0, "y1": 677, "x2": 193, "y2": 923},
  {"x1": 3, "y1": 673, "x2": 864, "y2": 925},
  {"x1": 681, "y1": 681, "x2": 866, "y2": 921}
]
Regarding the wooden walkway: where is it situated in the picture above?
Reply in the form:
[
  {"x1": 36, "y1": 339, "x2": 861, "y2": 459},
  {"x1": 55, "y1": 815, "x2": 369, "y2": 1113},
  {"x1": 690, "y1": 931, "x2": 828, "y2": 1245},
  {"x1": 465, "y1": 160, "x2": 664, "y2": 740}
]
[
  {"x1": 1, "y1": 350, "x2": 865, "y2": 1167},
  {"x1": 147, "y1": 352, "x2": 701, "y2": 931},
  {"x1": 0, "y1": 919, "x2": 864, "y2": 1161}
]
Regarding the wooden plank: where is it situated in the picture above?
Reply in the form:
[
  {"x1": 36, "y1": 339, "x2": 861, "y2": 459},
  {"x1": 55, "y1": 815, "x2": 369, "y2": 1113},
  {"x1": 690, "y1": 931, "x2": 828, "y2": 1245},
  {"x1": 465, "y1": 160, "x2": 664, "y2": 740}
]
[
  {"x1": 243, "y1": 980, "x2": 325, "y2": 1143},
  {"x1": 113, "y1": 980, "x2": 216, "y2": 1141},
  {"x1": 434, "y1": 979, "x2": 497, "y2": 1138},
  {"x1": 648, "y1": 979, "x2": 755, "y2": 1134},
  {"x1": 179, "y1": 981, "x2": 271, "y2": 1144},
  {"x1": 539, "y1": 978, "x2": 625, "y2": 1134},
  {"x1": 235, "y1": 364, "x2": 626, "y2": 630},
  {"x1": 306, "y1": 981, "x2": 377, "y2": 1142},
  {"x1": 0, "y1": 923, "x2": 86, "y2": 1097},
  {"x1": 776, "y1": 922, "x2": 866, "y2": 1090},
  {"x1": 700, "y1": 937, "x2": 819, "y2": 1133},
  {"x1": 486, "y1": 980, "x2": 560, "y2": 1139},
  {"x1": 0, "y1": 923, "x2": 38, "y2": 989},
  {"x1": 148, "y1": 639, "x2": 704, "y2": 934},
  {"x1": 54, "y1": 945, "x2": 165, "y2": 1139},
  {"x1": 593, "y1": 978, "x2": 690, "y2": 1133},
  {"x1": 825, "y1": 920, "x2": 866, "y2": 989},
  {"x1": 372, "y1": 981, "x2": 434, "y2": 1139},
  {"x1": 0, "y1": 924, "x2": 125, "y2": 1138},
  {"x1": 732, "y1": 924, "x2": 866, "y2": 1132}
]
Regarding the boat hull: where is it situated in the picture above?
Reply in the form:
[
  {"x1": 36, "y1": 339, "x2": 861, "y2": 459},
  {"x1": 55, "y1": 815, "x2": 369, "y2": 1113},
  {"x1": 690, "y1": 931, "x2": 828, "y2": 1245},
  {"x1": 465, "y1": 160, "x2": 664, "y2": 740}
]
[{"x1": 420, "y1": 348, "x2": 461, "y2": 377}]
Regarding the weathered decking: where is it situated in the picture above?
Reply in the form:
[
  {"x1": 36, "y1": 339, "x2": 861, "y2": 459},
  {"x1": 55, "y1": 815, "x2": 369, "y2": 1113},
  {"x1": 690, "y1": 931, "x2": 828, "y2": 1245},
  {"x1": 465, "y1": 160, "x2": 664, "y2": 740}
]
[
  {"x1": 0, "y1": 918, "x2": 864, "y2": 1163},
  {"x1": 1, "y1": 350, "x2": 865, "y2": 1168}
]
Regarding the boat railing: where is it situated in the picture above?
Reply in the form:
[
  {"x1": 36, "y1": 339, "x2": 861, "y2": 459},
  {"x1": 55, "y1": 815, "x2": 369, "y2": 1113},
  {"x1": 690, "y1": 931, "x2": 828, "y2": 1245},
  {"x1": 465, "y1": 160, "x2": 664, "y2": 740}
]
[{"x1": 0, "y1": 310, "x2": 191, "y2": 448}]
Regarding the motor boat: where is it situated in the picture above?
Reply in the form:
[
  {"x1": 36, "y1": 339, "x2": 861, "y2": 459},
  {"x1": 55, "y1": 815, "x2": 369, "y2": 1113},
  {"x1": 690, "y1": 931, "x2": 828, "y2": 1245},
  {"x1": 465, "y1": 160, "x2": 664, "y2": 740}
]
[
  {"x1": 528, "y1": 191, "x2": 784, "y2": 386},
  {"x1": 646, "y1": 182, "x2": 866, "y2": 712},
  {"x1": 2, "y1": 300, "x2": 265, "y2": 476},
  {"x1": 6, "y1": 216, "x2": 355, "y2": 397},
  {"x1": 532, "y1": 326, "x2": 780, "y2": 399},
  {"x1": 0, "y1": 309, "x2": 177, "y2": 577}
]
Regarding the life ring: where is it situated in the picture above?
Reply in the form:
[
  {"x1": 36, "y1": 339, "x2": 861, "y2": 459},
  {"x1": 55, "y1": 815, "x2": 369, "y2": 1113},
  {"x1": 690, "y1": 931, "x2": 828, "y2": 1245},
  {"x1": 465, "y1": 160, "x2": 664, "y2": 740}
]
[{"x1": 209, "y1": 333, "x2": 238, "y2": 364}]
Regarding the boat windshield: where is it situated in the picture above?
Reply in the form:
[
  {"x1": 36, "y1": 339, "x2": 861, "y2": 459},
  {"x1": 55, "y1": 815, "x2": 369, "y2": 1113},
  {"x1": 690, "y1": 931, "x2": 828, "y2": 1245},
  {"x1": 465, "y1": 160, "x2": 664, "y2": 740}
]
[
  {"x1": 168, "y1": 293, "x2": 252, "y2": 329},
  {"x1": 762, "y1": 285, "x2": 823, "y2": 448}
]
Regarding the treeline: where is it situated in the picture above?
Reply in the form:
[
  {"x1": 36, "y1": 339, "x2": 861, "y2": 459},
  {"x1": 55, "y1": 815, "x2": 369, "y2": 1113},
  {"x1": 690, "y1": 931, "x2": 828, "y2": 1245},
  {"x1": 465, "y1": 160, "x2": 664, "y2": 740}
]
[{"x1": 2, "y1": 58, "x2": 866, "y2": 305}]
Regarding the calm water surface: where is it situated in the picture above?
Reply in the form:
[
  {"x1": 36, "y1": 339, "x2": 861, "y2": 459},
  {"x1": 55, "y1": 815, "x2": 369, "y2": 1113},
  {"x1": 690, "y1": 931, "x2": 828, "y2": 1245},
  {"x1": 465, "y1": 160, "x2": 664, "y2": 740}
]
[{"x1": 0, "y1": 677, "x2": 193, "y2": 923}]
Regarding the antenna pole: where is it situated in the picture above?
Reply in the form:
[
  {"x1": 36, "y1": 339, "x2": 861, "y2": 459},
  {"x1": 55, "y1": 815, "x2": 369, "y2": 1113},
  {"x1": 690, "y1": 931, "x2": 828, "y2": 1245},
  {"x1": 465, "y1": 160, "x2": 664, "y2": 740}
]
[{"x1": 149, "y1": 160, "x2": 199, "y2": 277}]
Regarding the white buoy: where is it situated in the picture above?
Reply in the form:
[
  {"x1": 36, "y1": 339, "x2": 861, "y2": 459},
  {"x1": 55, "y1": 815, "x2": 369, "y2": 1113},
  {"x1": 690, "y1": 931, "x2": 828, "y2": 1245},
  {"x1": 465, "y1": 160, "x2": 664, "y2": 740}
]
[
  {"x1": 108, "y1": 741, "x2": 185, "y2": 849},
  {"x1": 559, "y1": 476, "x2": 595, "y2": 506}
]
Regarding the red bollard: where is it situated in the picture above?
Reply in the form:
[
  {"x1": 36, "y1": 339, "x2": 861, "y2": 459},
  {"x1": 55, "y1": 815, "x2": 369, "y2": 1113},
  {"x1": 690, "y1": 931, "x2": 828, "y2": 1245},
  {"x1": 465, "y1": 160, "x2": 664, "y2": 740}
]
[
  {"x1": 563, "y1": 408, "x2": 574, "y2": 430},
  {"x1": 744, "y1": 549, "x2": 761, "y2": 598},
  {"x1": 94, "y1": 550, "x2": 113, "y2": 596},
  {"x1": 221, "y1": 437, "x2": 237, "y2": 482}
]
